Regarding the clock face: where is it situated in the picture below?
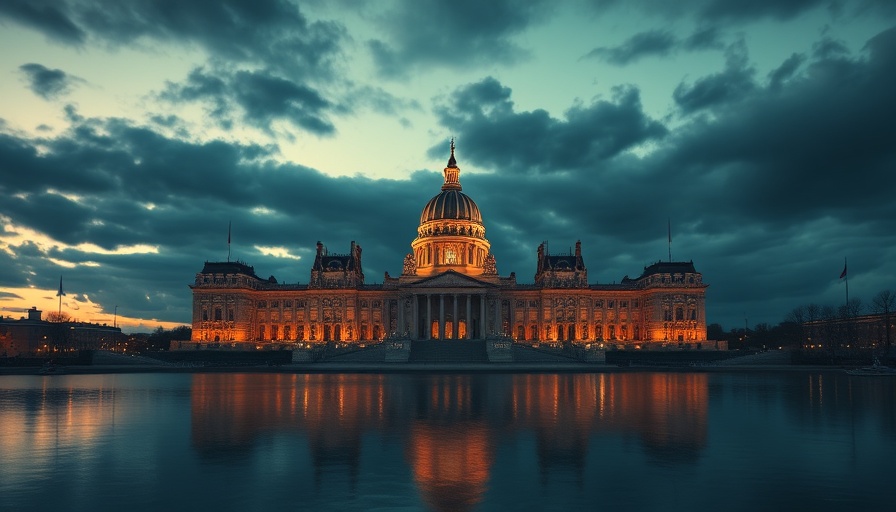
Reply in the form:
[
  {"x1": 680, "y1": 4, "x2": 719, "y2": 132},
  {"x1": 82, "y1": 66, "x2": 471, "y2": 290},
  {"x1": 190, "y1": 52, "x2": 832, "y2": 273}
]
[{"x1": 445, "y1": 248, "x2": 457, "y2": 264}]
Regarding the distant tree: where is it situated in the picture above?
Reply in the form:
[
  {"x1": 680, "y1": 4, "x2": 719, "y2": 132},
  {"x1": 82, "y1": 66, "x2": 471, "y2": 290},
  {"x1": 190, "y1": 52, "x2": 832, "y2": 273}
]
[
  {"x1": 785, "y1": 306, "x2": 806, "y2": 349},
  {"x1": 707, "y1": 323, "x2": 725, "y2": 340},
  {"x1": 871, "y1": 289, "x2": 895, "y2": 353},
  {"x1": 146, "y1": 326, "x2": 191, "y2": 351},
  {"x1": 46, "y1": 311, "x2": 72, "y2": 323},
  {"x1": 45, "y1": 311, "x2": 72, "y2": 354}
]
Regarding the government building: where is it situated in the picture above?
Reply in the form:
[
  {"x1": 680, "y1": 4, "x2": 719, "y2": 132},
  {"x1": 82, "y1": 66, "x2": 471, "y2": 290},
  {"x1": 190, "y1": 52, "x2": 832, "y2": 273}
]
[{"x1": 190, "y1": 142, "x2": 707, "y2": 347}]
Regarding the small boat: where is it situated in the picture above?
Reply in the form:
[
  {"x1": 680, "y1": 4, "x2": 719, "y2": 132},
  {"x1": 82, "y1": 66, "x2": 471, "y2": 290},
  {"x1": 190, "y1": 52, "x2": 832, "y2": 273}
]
[{"x1": 845, "y1": 357, "x2": 896, "y2": 376}]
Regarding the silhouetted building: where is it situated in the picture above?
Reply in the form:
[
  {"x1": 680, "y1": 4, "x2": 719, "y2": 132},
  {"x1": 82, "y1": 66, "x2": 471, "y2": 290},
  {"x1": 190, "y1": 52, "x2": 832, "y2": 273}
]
[{"x1": 0, "y1": 307, "x2": 123, "y2": 356}]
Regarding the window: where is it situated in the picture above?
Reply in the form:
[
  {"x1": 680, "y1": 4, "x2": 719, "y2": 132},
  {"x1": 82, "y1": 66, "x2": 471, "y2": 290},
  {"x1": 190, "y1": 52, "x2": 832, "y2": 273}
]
[
  {"x1": 284, "y1": 325, "x2": 291, "y2": 340},
  {"x1": 595, "y1": 299, "x2": 603, "y2": 308},
  {"x1": 214, "y1": 308, "x2": 222, "y2": 321},
  {"x1": 259, "y1": 325, "x2": 266, "y2": 340},
  {"x1": 620, "y1": 301, "x2": 628, "y2": 309},
  {"x1": 676, "y1": 307, "x2": 684, "y2": 321},
  {"x1": 202, "y1": 310, "x2": 209, "y2": 321},
  {"x1": 228, "y1": 309, "x2": 234, "y2": 321},
  {"x1": 284, "y1": 300, "x2": 292, "y2": 308},
  {"x1": 607, "y1": 300, "x2": 615, "y2": 309},
  {"x1": 633, "y1": 300, "x2": 639, "y2": 308},
  {"x1": 271, "y1": 325, "x2": 279, "y2": 340},
  {"x1": 257, "y1": 301, "x2": 267, "y2": 308},
  {"x1": 664, "y1": 309, "x2": 672, "y2": 321},
  {"x1": 297, "y1": 325, "x2": 304, "y2": 341},
  {"x1": 690, "y1": 309, "x2": 697, "y2": 320},
  {"x1": 271, "y1": 301, "x2": 279, "y2": 308}
]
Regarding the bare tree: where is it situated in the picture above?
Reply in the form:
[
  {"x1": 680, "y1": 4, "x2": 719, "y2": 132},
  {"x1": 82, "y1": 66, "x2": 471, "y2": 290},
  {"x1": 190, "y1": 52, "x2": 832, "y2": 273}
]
[
  {"x1": 786, "y1": 306, "x2": 806, "y2": 349},
  {"x1": 45, "y1": 311, "x2": 72, "y2": 354},
  {"x1": 46, "y1": 311, "x2": 71, "y2": 323},
  {"x1": 871, "y1": 289, "x2": 895, "y2": 353}
]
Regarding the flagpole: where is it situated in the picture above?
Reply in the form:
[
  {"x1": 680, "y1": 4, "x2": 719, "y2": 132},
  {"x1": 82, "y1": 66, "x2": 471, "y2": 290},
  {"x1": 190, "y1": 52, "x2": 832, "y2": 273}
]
[
  {"x1": 227, "y1": 221, "x2": 232, "y2": 263},
  {"x1": 667, "y1": 218, "x2": 672, "y2": 262},
  {"x1": 844, "y1": 257, "x2": 849, "y2": 314}
]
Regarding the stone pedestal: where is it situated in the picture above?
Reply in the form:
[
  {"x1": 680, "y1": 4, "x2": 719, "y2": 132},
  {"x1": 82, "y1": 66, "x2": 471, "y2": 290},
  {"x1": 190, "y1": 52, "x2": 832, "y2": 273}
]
[
  {"x1": 486, "y1": 337, "x2": 513, "y2": 362},
  {"x1": 385, "y1": 339, "x2": 411, "y2": 362}
]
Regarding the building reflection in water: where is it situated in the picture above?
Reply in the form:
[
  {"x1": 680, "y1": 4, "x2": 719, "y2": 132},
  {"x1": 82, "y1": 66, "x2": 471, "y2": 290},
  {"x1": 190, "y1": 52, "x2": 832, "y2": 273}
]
[{"x1": 188, "y1": 372, "x2": 710, "y2": 510}]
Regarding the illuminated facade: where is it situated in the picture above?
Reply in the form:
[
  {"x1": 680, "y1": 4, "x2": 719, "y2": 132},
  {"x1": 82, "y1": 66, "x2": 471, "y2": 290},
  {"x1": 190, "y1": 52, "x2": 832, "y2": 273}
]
[{"x1": 190, "y1": 141, "x2": 708, "y2": 345}]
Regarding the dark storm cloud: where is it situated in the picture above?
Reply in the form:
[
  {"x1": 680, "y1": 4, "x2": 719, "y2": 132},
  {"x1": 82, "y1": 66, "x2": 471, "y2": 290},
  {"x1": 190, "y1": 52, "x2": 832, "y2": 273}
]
[
  {"x1": 0, "y1": 0, "x2": 347, "y2": 79},
  {"x1": 433, "y1": 77, "x2": 667, "y2": 173},
  {"x1": 585, "y1": 27, "x2": 724, "y2": 66},
  {"x1": 585, "y1": 30, "x2": 678, "y2": 65},
  {"x1": 161, "y1": 67, "x2": 336, "y2": 135},
  {"x1": 673, "y1": 40, "x2": 756, "y2": 113},
  {"x1": 19, "y1": 63, "x2": 78, "y2": 100},
  {"x1": 0, "y1": 0, "x2": 85, "y2": 44},
  {"x1": 366, "y1": 0, "x2": 550, "y2": 76},
  {"x1": 435, "y1": 26, "x2": 896, "y2": 327},
  {"x1": 584, "y1": 0, "x2": 896, "y2": 22},
  {"x1": 767, "y1": 53, "x2": 805, "y2": 90},
  {"x1": 0, "y1": 113, "x2": 432, "y2": 322}
]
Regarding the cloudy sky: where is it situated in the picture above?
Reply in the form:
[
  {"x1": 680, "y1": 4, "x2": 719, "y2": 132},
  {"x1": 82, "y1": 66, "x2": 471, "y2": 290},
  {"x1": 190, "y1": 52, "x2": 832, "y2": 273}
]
[{"x1": 1, "y1": 0, "x2": 895, "y2": 333}]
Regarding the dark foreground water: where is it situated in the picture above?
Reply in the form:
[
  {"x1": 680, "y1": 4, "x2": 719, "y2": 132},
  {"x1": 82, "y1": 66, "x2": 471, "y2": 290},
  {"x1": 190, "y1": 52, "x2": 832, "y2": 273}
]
[{"x1": 1, "y1": 371, "x2": 894, "y2": 512}]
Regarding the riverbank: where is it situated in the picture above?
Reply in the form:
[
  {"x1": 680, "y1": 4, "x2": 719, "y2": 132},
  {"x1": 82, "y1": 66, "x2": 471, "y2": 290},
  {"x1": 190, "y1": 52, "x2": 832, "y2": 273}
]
[{"x1": 0, "y1": 361, "x2": 848, "y2": 376}]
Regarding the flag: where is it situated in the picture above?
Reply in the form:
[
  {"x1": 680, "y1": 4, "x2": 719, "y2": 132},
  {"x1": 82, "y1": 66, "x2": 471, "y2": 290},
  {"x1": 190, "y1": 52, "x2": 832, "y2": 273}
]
[
  {"x1": 839, "y1": 261, "x2": 847, "y2": 279},
  {"x1": 56, "y1": 275, "x2": 66, "y2": 297}
]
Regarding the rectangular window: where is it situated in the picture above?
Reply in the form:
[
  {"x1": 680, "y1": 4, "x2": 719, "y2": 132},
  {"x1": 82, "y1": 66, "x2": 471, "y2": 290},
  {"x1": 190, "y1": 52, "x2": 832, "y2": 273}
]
[
  {"x1": 214, "y1": 308, "x2": 222, "y2": 321},
  {"x1": 228, "y1": 309, "x2": 234, "y2": 321},
  {"x1": 257, "y1": 301, "x2": 267, "y2": 308},
  {"x1": 283, "y1": 300, "x2": 292, "y2": 308},
  {"x1": 284, "y1": 325, "x2": 291, "y2": 340},
  {"x1": 270, "y1": 301, "x2": 279, "y2": 308},
  {"x1": 271, "y1": 325, "x2": 279, "y2": 340},
  {"x1": 259, "y1": 325, "x2": 266, "y2": 340},
  {"x1": 676, "y1": 308, "x2": 684, "y2": 321},
  {"x1": 633, "y1": 299, "x2": 639, "y2": 308},
  {"x1": 607, "y1": 300, "x2": 615, "y2": 309},
  {"x1": 619, "y1": 301, "x2": 628, "y2": 309},
  {"x1": 297, "y1": 325, "x2": 304, "y2": 341},
  {"x1": 595, "y1": 299, "x2": 603, "y2": 309}
]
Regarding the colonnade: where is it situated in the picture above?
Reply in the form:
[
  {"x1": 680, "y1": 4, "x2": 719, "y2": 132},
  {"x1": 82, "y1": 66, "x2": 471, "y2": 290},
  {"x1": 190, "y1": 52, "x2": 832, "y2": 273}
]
[{"x1": 395, "y1": 292, "x2": 502, "y2": 340}]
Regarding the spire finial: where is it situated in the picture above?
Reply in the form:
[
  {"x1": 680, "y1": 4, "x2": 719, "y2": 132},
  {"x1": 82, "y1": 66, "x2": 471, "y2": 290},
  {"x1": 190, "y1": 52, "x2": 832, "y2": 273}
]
[
  {"x1": 447, "y1": 137, "x2": 457, "y2": 168},
  {"x1": 442, "y1": 137, "x2": 461, "y2": 190}
]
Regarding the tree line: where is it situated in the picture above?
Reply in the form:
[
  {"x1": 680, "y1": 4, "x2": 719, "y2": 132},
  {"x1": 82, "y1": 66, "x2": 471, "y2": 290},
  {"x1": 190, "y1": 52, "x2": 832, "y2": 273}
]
[{"x1": 709, "y1": 289, "x2": 894, "y2": 353}]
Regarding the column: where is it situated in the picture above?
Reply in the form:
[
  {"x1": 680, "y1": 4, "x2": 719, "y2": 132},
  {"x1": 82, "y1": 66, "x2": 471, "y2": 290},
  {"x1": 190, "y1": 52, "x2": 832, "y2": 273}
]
[
  {"x1": 412, "y1": 294, "x2": 419, "y2": 340},
  {"x1": 384, "y1": 300, "x2": 390, "y2": 337},
  {"x1": 426, "y1": 294, "x2": 432, "y2": 340},
  {"x1": 452, "y1": 294, "x2": 458, "y2": 340},
  {"x1": 439, "y1": 294, "x2": 445, "y2": 340},
  {"x1": 465, "y1": 294, "x2": 472, "y2": 340},
  {"x1": 509, "y1": 298, "x2": 515, "y2": 340},
  {"x1": 398, "y1": 295, "x2": 404, "y2": 336},
  {"x1": 480, "y1": 294, "x2": 486, "y2": 339}
]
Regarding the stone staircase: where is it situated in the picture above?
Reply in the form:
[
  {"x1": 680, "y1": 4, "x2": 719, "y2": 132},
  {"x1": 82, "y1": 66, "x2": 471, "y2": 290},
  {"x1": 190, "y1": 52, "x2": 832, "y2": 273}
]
[{"x1": 409, "y1": 340, "x2": 489, "y2": 363}]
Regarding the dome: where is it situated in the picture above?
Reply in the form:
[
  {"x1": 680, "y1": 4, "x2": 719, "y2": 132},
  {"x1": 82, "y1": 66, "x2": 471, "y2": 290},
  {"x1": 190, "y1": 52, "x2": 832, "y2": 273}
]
[
  {"x1": 420, "y1": 190, "x2": 482, "y2": 224},
  {"x1": 419, "y1": 138, "x2": 483, "y2": 225}
]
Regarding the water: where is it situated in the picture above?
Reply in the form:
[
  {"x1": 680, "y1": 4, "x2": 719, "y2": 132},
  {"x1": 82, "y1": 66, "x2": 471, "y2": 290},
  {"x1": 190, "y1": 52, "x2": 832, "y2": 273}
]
[{"x1": 1, "y1": 371, "x2": 894, "y2": 511}]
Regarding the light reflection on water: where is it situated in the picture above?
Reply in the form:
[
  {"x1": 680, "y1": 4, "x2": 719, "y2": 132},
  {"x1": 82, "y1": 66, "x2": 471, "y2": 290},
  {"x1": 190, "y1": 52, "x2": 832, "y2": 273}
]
[{"x1": 0, "y1": 371, "x2": 893, "y2": 511}]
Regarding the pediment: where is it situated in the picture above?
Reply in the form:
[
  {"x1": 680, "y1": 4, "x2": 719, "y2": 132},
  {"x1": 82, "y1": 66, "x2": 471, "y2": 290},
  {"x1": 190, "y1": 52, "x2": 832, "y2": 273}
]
[{"x1": 405, "y1": 270, "x2": 492, "y2": 289}]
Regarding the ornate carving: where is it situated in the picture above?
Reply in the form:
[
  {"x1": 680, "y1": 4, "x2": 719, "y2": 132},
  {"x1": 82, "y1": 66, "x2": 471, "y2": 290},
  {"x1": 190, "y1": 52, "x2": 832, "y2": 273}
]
[
  {"x1": 483, "y1": 253, "x2": 497, "y2": 275},
  {"x1": 403, "y1": 253, "x2": 417, "y2": 275}
]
